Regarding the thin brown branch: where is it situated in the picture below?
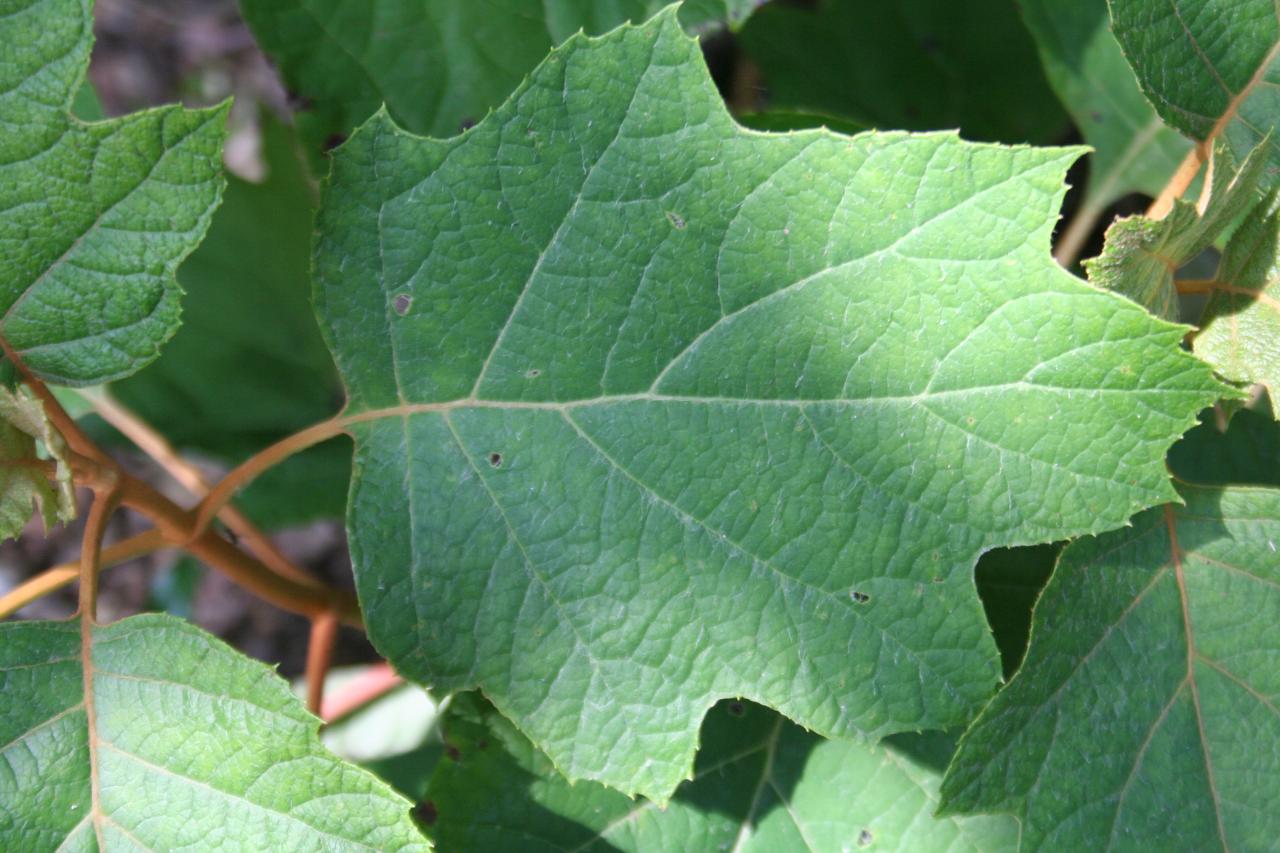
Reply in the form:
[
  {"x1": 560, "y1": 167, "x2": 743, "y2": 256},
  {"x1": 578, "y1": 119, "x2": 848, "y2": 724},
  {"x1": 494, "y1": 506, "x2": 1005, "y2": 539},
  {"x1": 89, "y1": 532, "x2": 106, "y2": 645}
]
[
  {"x1": 1147, "y1": 144, "x2": 1207, "y2": 220},
  {"x1": 192, "y1": 417, "x2": 346, "y2": 539},
  {"x1": 77, "y1": 484, "x2": 121, "y2": 621},
  {"x1": 0, "y1": 529, "x2": 167, "y2": 620},
  {"x1": 306, "y1": 609, "x2": 340, "y2": 715},
  {"x1": 115, "y1": 472, "x2": 361, "y2": 625},
  {"x1": 321, "y1": 662, "x2": 405, "y2": 723},
  {"x1": 83, "y1": 389, "x2": 319, "y2": 588}
]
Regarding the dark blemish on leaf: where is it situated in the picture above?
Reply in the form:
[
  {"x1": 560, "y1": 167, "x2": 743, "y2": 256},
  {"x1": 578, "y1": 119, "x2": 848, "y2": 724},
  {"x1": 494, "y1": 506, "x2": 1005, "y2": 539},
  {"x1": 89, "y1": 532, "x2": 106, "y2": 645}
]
[
  {"x1": 489, "y1": 452, "x2": 503, "y2": 468},
  {"x1": 966, "y1": 416, "x2": 976, "y2": 426},
  {"x1": 445, "y1": 745, "x2": 461, "y2": 761},
  {"x1": 666, "y1": 210, "x2": 687, "y2": 230},
  {"x1": 460, "y1": 117, "x2": 477, "y2": 131},
  {"x1": 919, "y1": 34, "x2": 941, "y2": 54},
  {"x1": 393, "y1": 293, "x2": 412, "y2": 315},
  {"x1": 525, "y1": 368, "x2": 541, "y2": 378},
  {"x1": 728, "y1": 701, "x2": 745, "y2": 716},
  {"x1": 851, "y1": 590, "x2": 870, "y2": 604},
  {"x1": 414, "y1": 800, "x2": 438, "y2": 825},
  {"x1": 477, "y1": 738, "x2": 489, "y2": 751},
  {"x1": 323, "y1": 133, "x2": 347, "y2": 151},
  {"x1": 858, "y1": 828, "x2": 873, "y2": 846},
  {"x1": 1090, "y1": 110, "x2": 1105, "y2": 123},
  {"x1": 932, "y1": 576, "x2": 944, "y2": 584}
]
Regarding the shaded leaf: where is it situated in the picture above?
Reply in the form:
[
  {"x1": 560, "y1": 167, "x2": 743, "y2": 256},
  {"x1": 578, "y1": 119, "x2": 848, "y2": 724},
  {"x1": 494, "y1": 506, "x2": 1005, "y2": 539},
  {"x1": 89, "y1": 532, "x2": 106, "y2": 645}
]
[
  {"x1": 0, "y1": 614, "x2": 428, "y2": 850},
  {"x1": 974, "y1": 543, "x2": 1060, "y2": 679},
  {"x1": 941, "y1": 482, "x2": 1280, "y2": 850},
  {"x1": 737, "y1": 0, "x2": 1067, "y2": 143},
  {"x1": 1020, "y1": 0, "x2": 1189, "y2": 215},
  {"x1": 423, "y1": 694, "x2": 1016, "y2": 852},
  {"x1": 0, "y1": 0, "x2": 227, "y2": 384},
  {"x1": 0, "y1": 385, "x2": 75, "y2": 541},
  {"x1": 1085, "y1": 141, "x2": 1265, "y2": 320},
  {"x1": 314, "y1": 11, "x2": 1225, "y2": 799},
  {"x1": 1193, "y1": 190, "x2": 1280, "y2": 413},
  {"x1": 1110, "y1": 0, "x2": 1280, "y2": 189},
  {"x1": 1169, "y1": 404, "x2": 1280, "y2": 485},
  {"x1": 239, "y1": 0, "x2": 751, "y2": 149}
]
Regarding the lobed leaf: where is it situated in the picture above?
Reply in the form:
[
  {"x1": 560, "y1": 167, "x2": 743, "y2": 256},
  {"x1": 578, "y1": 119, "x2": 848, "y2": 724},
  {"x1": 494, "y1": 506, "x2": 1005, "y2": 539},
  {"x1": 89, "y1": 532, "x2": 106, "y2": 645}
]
[
  {"x1": 423, "y1": 694, "x2": 1017, "y2": 852},
  {"x1": 1109, "y1": 0, "x2": 1280, "y2": 190},
  {"x1": 0, "y1": 0, "x2": 228, "y2": 385},
  {"x1": 0, "y1": 614, "x2": 428, "y2": 850},
  {"x1": 314, "y1": 10, "x2": 1226, "y2": 800},
  {"x1": 942, "y1": 481, "x2": 1280, "y2": 850}
]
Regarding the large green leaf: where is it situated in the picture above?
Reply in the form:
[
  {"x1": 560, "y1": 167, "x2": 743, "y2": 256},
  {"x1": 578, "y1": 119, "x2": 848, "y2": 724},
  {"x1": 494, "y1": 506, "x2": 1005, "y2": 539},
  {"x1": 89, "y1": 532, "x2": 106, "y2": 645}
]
[
  {"x1": 1085, "y1": 141, "x2": 1265, "y2": 320},
  {"x1": 0, "y1": 0, "x2": 227, "y2": 385},
  {"x1": 422, "y1": 694, "x2": 1016, "y2": 852},
  {"x1": 1020, "y1": 0, "x2": 1188, "y2": 217},
  {"x1": 314, "y1": 11, "x2": 1225, "y2": 800},
  {"x1": 737, "y1": 0, "x2": 1067, "y2": 144},
  {"x1": 1109, "y1": 0, "x2": 1280, "y2": 190},
  {"x1": 941, "y1": 481, "x2": 1280, "y2": 849},
  {"x1": 0, "y1": 614, "x2": 428, "y2": 850},
  {"x1": 109, "y1": 115, "x2": 350, "y2": 527},
  {"x1": 239, "y1": 0, "x2": 750, "y2": 149},
  {"x1": 1193, "y1": 191, "x2": 1280, "y2": 414},
  {"x1": 0, "y1": 385, "x2": 75, "y2": 541}
]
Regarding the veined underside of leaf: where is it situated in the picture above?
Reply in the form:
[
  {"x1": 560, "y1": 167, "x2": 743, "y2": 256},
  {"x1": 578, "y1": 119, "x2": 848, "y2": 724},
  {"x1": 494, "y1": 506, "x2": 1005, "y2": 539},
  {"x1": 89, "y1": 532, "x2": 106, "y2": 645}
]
[
  {"x1": 0, "y1": 0, "x2": 227, "y2": 385},
  {"x1": 0, "y1": 615, "x2": 428, "y2": 850},
  {"x1": 1109, "y1": 0, "x2": 1280, "y2": 190},
  {"x1": 313, "y1": 9, "x2": 1226, "y2": 800},
  {"x1": 941, "y1": 481, "x2": 1280, "y2": 850}
]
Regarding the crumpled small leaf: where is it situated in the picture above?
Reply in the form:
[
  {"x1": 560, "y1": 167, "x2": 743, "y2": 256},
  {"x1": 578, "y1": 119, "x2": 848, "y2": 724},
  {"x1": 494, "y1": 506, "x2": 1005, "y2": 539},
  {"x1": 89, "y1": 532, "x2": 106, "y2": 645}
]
[
  {"x1": 0, "y1": 384, "x2": 76, "y2": 541},
  {"x1": 1193, "y1": 190, "x2": 1280, "y2": 415},
  {"x1": 1086, "y1": 141, "x2": 1266, "y2": 320}
]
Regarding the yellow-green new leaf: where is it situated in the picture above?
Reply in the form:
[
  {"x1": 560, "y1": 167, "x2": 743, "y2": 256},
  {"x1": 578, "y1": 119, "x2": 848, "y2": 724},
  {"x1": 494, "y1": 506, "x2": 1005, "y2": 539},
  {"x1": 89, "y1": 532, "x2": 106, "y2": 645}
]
[{"x1": 0, "y1": 385, "x2": 75, "y2": 541}]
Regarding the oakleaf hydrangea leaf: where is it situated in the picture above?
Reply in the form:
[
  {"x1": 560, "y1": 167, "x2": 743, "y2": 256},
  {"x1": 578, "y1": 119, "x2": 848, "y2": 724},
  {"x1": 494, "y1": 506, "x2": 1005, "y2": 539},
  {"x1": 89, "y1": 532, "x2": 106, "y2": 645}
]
[
  {"x1": 314, "y1": 9, "x2": 1225, "y2": 800},
  {"x1": 239, "y1": 0, "x2": 751, "y2": 148},
  {"x1": 1085, "y1": 141, "x2": 1265, "y2": 320},
  {"x1": 1020, "y1": 0, "x2": 1188, "y2": 224},
  {"x1": 0, "y1": 614, "x2": 429, "y2": 850},
  {"x1": 423, "y1": 694, "x2": 1017, "y2": 852},
  {"x1": 941, "y1": 481, "x2": 1280, "y2": 850},
  {"x1": 1193, "y1": 190, "x2": 1280, "y2": 415},
  {"x1": 0, "y1": 0, "x2": 227, "y2": 385},
  {"x1": 0, "y1": 385, "x2": 75, "y2": 541},
  {"x1": 1110, "y1": 0, "x2": 1280, "y2": 190}
]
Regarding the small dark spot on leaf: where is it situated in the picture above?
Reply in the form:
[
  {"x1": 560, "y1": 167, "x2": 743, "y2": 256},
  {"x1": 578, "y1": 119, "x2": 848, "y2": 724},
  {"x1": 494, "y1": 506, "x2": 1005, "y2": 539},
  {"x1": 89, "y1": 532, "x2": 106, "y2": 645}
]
[
  {"x1": 1090, "y1": 110, "x2": 1105, "y2": 124},
  {"x1": 460, "y1": 117, "x2": 477, "y2": 131},
  {"x1": 666, "y1": 210, "x2": 687, "y2": 230},
  {"x1": 445, "y1": 745, "x2": 461, "y2": 761},
  {"x1": 323, "y1": 133, "x2": 347, "y2": 151},
  {"x1": 919, "y1": 34, "x2": 941, "y2": 54},
  {"x1": 393, "y1": 293, "x2": 412, "y2": 315},
  {"x1": 851, "y1": 590, "x2": 870, "y2": 604},
  {"x1": 414, "y1": 800, "x2": 438, "y2": 825},
  {"x1": 489, "y1": 452, "x2": 503, "y2": 468},
  {"x1": 728, "y1": 701, "x2": 745, "y2": 716},
  {"x1": 932, "y1": 575, "x2": 944, "y2": 584},
  {"x1": 525, "y1": 368, "x2": 541, "y2": 378},
  {"x1": 477, "y1": 738, "x2": 489, "y2": 751},
  {"x1": 858, "y1": 828, "x2": 873, "y2": 846}
]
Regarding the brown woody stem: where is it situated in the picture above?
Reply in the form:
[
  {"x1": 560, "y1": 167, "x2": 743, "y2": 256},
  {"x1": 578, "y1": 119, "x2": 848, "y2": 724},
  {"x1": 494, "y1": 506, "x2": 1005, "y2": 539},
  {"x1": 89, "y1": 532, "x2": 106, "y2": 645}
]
[{"x1": 306, "y1": 609, "x2": 341, "y2": 715}]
